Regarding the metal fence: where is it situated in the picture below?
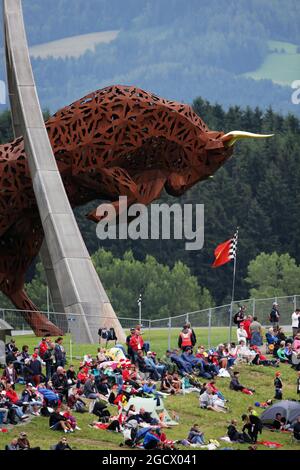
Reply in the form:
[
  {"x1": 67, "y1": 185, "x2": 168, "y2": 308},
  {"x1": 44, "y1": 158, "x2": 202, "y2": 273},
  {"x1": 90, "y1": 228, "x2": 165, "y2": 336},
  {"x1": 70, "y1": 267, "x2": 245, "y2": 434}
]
[{"x1": 0, "y1": 294, "x2": 297, "y2": 360}]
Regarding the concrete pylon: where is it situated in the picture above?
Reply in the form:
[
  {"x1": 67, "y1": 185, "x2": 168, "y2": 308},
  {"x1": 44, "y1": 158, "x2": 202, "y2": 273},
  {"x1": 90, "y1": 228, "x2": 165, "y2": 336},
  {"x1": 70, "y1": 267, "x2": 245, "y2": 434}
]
[{"x1": 3, "y1": 0, "x2": 126, "y2": 343}]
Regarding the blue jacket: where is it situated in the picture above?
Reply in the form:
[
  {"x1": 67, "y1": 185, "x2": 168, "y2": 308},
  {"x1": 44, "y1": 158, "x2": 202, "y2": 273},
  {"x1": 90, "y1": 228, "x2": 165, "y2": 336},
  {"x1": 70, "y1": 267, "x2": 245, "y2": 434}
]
[
  {"x1": 38, "y1": 388, "x2": 59, "y2": 402},
  {"x1": 143, "y1": 432, "x2": 160, "y2": 448}
]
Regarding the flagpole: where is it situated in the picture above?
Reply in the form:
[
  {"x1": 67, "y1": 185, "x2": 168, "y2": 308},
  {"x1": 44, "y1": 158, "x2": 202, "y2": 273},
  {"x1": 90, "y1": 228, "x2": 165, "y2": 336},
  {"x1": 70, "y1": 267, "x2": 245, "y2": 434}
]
[{"x1": 228, "y1": 228, "x2": 238, "y2": 343}]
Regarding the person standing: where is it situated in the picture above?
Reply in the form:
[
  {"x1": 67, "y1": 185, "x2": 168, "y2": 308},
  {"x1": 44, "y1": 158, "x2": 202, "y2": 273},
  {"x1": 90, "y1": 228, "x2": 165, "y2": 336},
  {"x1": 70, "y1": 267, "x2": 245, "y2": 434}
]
[
  {"x1": 54, "y1": 337, "x2": 66, "y2": 368},
  {"x1": 44, "y1": 342, "x2": 55, "y2": 382},
  {"x1": 270, "y1": 302, "x2": 280, "y2": 329},
  {"x1": 243, "y1": 315, "x2": 252, "y2": 345},
  {"x1": 234, "y1": 306, "x2": 246, "y2": 328},
  {"x1": 292, "y1": 309, "x2": 300, "y2": 338},
  {"x1": 274, "y1": 371, "x2": 283, "y2": 400},
  {"x1": 249, "y1": 317, "x2": 263, "y2": 346},
  {"x1": 178, "y1": 324, "x2": 193, "y2": 352}
]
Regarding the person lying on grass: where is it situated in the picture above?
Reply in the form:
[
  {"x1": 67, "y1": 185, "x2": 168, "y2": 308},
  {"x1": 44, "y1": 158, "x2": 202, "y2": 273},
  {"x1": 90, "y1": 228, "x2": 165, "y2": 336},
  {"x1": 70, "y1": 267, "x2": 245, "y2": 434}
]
[
  {"x1": 199, "y1": 386, "x2": 228, "y2": 412},
  {"x1": 229, "y1": 371, "x2": 255, "y2": 395}
]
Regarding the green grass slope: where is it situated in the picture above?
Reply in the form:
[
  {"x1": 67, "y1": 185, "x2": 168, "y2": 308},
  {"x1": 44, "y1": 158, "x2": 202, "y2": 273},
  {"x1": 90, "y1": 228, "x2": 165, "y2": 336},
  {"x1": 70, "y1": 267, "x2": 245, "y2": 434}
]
[{"x1": 243, "y1": 40, "x2": 300, "y2": 85}]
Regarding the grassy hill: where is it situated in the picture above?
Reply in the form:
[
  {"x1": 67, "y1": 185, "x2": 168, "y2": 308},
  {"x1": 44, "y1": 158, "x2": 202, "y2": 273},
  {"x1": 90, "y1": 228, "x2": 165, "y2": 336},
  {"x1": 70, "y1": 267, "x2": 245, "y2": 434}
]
[
  {"x1": 243, "y1": 40, "x2": 300, "y2": 85},
  {"x1": 0, "y1": 330, "x2": 299, "y2": 450}
]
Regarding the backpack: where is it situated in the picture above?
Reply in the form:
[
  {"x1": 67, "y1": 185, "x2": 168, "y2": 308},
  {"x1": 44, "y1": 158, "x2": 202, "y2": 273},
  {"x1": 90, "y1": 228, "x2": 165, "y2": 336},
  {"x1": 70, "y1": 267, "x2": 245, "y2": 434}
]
[
  {"x1": 98, "y1": 327, "x2": 117, "y2": 343},
  {"x1": 98, "y1": 328, "x2": 110, "y2": 340}
]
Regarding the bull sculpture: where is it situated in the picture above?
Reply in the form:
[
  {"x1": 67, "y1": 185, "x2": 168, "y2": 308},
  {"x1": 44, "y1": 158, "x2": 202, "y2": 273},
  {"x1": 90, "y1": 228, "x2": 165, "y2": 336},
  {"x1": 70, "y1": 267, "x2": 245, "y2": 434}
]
[{"x1": 0, "y1": 85, "x2": 273, "y2": 335}]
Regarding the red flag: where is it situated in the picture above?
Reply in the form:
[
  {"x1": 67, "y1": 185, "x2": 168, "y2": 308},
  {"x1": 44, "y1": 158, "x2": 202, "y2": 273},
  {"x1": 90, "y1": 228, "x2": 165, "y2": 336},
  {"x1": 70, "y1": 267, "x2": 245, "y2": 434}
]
[{"x1": 212, "y1": 230, "x2": 238, "y2": 268}]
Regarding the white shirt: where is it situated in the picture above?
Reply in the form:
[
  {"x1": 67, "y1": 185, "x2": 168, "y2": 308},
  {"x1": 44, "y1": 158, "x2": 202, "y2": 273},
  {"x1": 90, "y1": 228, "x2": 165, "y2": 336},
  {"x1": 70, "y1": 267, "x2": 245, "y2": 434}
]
[
  {"x1": 292, "y1": 312, "x2": 299, "y2": 328},
  {"x1": 237, "y1": 328, "x2": 248, "y2": 342}
]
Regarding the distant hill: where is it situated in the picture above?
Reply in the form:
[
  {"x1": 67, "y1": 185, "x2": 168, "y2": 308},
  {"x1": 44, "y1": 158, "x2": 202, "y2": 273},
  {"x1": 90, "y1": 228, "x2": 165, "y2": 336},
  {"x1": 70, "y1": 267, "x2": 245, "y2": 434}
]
[
  {"x1": 29, "y1": 30, "x2": 119, "y2": 59},
  {"x1": 0, "y1": 0, "x2": 300, "y2": 116}
]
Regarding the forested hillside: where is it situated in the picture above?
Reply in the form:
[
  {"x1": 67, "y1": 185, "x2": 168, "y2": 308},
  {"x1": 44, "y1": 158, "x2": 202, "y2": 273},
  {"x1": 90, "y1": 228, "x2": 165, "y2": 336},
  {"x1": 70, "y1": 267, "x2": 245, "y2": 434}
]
[
  {"x1": 0, "y1": 0, "x2": 299, "y2": 115},
  {"x1": 73, "y1": 100, "x2": 300, "y2": 305}
]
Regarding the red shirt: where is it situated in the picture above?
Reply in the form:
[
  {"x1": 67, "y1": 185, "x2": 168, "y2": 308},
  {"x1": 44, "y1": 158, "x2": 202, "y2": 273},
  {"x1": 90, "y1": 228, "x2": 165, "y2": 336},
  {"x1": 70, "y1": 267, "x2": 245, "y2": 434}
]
[
  {"x1": 129, "y1": 334, "x2": 144, "y2": 352},
  {"x1": 6, "y1": 389, "x2": 19, "y2": 404},
  {"x1": 122, "y1": 369, "x2": 130, "y2": 381},
  {"x1": 243, "y1": 320, "x2": 251, "y2": 339},
  {"x1": 39, "y1": 341, "x2": 48, "y2": 358}
]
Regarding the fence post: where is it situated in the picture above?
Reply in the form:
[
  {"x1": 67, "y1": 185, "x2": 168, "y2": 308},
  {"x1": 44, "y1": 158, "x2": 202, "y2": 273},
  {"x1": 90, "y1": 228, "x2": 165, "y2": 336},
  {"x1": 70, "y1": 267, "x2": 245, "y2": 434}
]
[
  {"x1": 185, "y1": 313, "x2": 189, "y2": 324},
  {"x1": 252, "y1": 298, "x2": 256, "y2": 317},
  {"x1": 69, "y1": 334, "x2": 73, "y2": 363},
  {"x1": 208, "y1": 308, "x2": 212, "y2": 349},
  {"x1": 46, "y1": 286, "x2": 50, "y2": 320},
  {"x1": 168, "y1": 317, "x2": 172, "y2": 351},
  {"x1": 294, "y1": 295, "x2": 297, "y2": 312}
]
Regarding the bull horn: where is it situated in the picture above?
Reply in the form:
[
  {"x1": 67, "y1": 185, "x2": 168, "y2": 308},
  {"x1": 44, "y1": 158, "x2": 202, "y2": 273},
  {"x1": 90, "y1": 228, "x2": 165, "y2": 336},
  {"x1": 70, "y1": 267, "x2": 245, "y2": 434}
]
[{"x1": 221, "y1": 130, "x2": 274, "y2": 147}]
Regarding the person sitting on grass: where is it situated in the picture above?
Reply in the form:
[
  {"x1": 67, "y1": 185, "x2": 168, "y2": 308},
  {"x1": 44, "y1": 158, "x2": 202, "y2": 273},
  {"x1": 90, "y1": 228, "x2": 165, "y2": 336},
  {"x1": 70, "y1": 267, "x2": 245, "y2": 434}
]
[
  {"x1": 4, "y1": 383, "x2": 30, "y2": 421},
  {"x1": 229, "y1": 371, "x2": 255, "y2": 395},
  {"x1": 236, "y1": 340, "x2": 256, "y2": 363},
  {"x1": 54, "y1": 437, "x2": 72, "y2": 450},
  {"x1": 145, "y1": 352, "x2": 166, "y2": 379},
  {"x1": 284, "y1": 342, "x2": 293, "y2": 363},
  {"x1": 67, "y1": 386, "x2": 87, "y2": 413},
  {"x1": 272, "y1": 413, "x2": 282, "y2": 430},
  {"x1": 2, "y1": 361, "x2": 18, "y2": 386},
  {"x1": 51, "y1": 367, "x2": 68, "y2": 402},
  {"x1": 182, "y1": 347, "x2": 213, "y2": 379},
  {"x1": 266, "y1": 328, "x2": 279, "y2": 346},
  {"x1": 160, "y1": 372, "x2": 177, "y2": 394},
  {"x1": 250, "y1": 345, "x2": 280, "y2": 367},
  {"x1": 17, "y1": 432, "x2": 41, "y2": 450},
  {"x1": 276, "y1": 341, "x2": 289, "y2": 363},
  {"x1": 160, "y1": 350, "x2": 178, "y2": 374},
  {"x1": 49, "y1": 406, "x2": 73, "y2": 433},
  {"x1": 83, "y1": 374, "x2": 102, "y2": 399},
  {"x1": 187, "y1": 424, "x2": 205, "y2": 445},
  {"x1": 293, "y1": 415, "x2": 300, "y2": 441},
  {"x1": 21, "y1": 383, "x2": 43, "y2": 416},
  {"x1": 215, "y1": 344, "x2": 229, "y2": 369},
  {"x1": 227, "y1": 419, "x2": 252, "y2": 443},
  {"x1": 279, "y1": 416, "x2": 292, "y2": 431},
  {"x1": 143, "y1": 428, "x2": 163, "y2": 450},
  {"x1": 62, "y1": 406, "x2": 81, "y2": 430},
  {"x1": 6, "y1": 438, "x2": 21, "y2": 450},
  {"x1": 207, "y1": 379, "x2": 226, "y2": 401}
]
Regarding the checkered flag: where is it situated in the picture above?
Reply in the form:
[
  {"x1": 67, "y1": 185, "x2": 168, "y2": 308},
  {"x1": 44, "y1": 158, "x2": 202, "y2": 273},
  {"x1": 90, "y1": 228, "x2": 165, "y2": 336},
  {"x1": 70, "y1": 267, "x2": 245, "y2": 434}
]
[
  {"x1": 212, "y1": 228, "x2": 239, "y2": 268},
  {"x1": 229, "y1": 229, "x2": 238, "y2": 260}
]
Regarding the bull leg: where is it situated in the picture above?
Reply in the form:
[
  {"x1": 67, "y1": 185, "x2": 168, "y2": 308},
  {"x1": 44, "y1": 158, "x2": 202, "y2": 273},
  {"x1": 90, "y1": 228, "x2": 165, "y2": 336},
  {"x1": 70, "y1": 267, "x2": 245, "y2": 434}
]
[{"x1": 7, "y1": 289, "x2": 63, "y2": 337}]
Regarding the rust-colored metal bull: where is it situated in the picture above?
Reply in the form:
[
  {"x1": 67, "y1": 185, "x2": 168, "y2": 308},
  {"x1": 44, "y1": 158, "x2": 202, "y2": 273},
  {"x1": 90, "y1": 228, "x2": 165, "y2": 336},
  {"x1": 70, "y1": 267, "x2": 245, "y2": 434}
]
[{"x1": 0, "y1": 85, "x2": 272, "y2": 335}]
